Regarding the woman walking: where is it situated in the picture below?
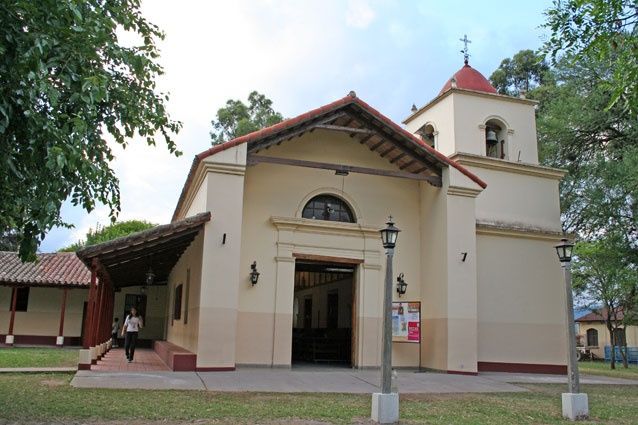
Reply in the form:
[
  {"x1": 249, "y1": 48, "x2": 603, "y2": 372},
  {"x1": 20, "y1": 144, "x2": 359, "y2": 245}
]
[{"x1": 121, "y1": 307, "x2": 143, "y2": 362}]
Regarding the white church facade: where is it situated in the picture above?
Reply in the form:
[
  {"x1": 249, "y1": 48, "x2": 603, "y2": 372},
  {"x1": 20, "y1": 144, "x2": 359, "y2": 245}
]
[{"x1": 155, "y1": 62, "x2": 568, "y2": 374}]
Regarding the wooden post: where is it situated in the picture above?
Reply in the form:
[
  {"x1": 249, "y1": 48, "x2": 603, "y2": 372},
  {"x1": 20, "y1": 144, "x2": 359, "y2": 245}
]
[
  {"x1": 83, "y1": 261, "x2": 98, "y2": 348},
  {"x1": 6, "y1": 287, "x2": 18, "y2": 344},
  {"x1": 57, "y1": 288, "x2": 69, "y2": 346},
  {"x1": 94, "y1": 278, "x2": 106, "y2": 348}
]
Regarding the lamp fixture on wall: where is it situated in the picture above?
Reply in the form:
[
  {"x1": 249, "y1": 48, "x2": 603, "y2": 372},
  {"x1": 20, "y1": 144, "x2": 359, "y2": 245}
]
[
  {"x1": 145, "y1": 266, "x2": 155, "y2": 286},
  {"x1": 250, "y1": 261, "x2": 260, "y2": 286},
  {"x1": 396, "y1": 273, "x2": 407, "y2": 297}
]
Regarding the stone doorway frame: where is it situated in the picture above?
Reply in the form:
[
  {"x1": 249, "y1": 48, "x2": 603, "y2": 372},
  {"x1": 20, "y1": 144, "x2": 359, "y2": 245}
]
[{"x1": 271, "y1": 216, "x2": 383, "y2": 368}]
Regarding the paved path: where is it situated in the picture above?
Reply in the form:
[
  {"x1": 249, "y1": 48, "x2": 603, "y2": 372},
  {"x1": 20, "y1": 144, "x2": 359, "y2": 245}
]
[
  {"x1": 72, "y1": 370, "x2": 205, "y2": 390},
  {"x1": 483, "y1": 371, "x2": 638, "y2": 386},
  {"x1": 0, "y1": 367, "x2": 76, "y2": 373},
  {"x1": 71, "y1": 366, "x2": 638, "y2": 393},
  {"x1": 70, "y1": 368, "x2": 522, "y2": 393}
]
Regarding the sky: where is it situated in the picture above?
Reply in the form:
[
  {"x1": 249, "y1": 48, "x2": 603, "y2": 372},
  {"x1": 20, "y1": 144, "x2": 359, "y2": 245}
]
[{"x1": 40, "y1": 0, "x2": 554, "y2": 252}]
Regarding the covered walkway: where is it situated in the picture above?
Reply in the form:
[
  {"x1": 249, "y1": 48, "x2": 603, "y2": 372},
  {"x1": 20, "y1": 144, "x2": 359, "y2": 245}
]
[
  {"x1": 91, "y1": 348, "x2": 169, "y2": 372},
  {"x1": 74, "y1": 212, "x2": 210, "y2": 370}
]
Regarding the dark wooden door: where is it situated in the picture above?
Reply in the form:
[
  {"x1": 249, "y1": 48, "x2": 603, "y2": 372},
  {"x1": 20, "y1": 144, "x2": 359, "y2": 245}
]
[
  {"x1": 327, "y1": 292, "x2": 338, "y2": 329},
  {"x1": 303, "y1": 298, "x2": 313, "y2": 329},
  {"x1": 123, "y1": 294, "x2": 147, "y2": 322}
]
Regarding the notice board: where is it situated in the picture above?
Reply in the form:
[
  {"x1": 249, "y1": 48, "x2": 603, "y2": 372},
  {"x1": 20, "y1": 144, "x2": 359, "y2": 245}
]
[{"x1": 392, "y1": 301, "x2": 420, "y2": 343}]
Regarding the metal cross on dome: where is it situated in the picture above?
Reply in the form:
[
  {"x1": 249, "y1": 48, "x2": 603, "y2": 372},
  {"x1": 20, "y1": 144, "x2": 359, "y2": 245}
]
[{"x1": 460, "y1": 34, "x2": 471, "y2": 64}]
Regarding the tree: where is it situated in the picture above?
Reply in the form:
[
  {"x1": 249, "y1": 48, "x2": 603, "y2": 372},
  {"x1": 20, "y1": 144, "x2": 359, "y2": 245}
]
[
  {"x1": 544, "y1": 0, "x2": 638, "y2": 116},
  {"x1": 0, "y1": 229, "x2": 19, "y2": 251},
  {"x1": 59, "y1": 219, "x2": 156, "y2": 252},
  {"x1": 210, "y1": 91, "x2": 283, "y2": 145},
  {"x1": 489, "y1": 49, "x2": 549, "y2": 96},
  {"x1": 0, "y1": 1, "x2": 182, "y2": 262},
  {"x1": 572, "y1": 234, "x2": 638, "y2": 369},
  {"x1": 531, "y1": 56, "x2": 638, "y2": 241}
]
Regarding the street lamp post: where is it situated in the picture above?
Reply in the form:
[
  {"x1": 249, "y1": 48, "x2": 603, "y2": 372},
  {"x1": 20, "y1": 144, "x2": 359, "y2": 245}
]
[
  {"x1": 372, "y1": 217, "x2": 400, "y2": 424},
  {"x1": 555, "y1": 238, "x2": 588, "y2": 421}
]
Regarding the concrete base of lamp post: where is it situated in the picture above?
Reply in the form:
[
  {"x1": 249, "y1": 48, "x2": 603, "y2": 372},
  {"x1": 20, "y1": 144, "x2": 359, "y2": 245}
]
[
  {"x1": 371, "y1": 392, "x2": 399, "y2": 424},
  {"x1": 562, "y1": 393, "x2": 589, "y2": 421}
]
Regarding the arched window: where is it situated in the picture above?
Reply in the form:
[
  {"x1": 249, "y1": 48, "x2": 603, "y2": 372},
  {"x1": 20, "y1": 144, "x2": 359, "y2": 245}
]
[
  {"x1": 586, "y1": 328, "x2": 598, "y2": 347},
  {"x1": 416, "y1": 123, "x2": 436, "y2": 148},
  {"x1": 484, "y1": 118, "x2": 507, "y2": 159},
  {"x1": 302, "y1": 195, "x2": 355, "y2": 223}
]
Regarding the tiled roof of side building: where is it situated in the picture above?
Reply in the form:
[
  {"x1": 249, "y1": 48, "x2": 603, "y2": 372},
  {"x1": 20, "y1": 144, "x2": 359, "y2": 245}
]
[
  {"x1": 0, "y1": 251, "x2": 91, "y2": 287},
  {"x1": 576, "y1": 308, "x2": 625, "y2": 322}
]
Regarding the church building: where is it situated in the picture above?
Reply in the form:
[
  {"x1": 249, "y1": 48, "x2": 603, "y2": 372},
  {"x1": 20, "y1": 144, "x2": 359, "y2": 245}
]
[{"x1": 3, "y1": 60, "x2": 567, "y2": 374}]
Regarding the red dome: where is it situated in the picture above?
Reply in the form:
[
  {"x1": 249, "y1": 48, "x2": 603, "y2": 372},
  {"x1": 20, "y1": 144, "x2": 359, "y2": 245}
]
[{"x1": 439, "y1": 63, "x2": 497, "y2": 95}]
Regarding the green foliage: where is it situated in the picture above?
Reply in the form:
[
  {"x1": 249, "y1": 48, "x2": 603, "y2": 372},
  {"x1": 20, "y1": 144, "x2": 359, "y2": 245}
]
[
  {"x1": 59, "y1": 219, "x2": 155, "y2": 252},
  {"x1": 0, "y1": 1, "x2": 182, "y2": 262},
  {"x1": 573, "y1": 233, "x2": 637, "y2": 314},
  {"x1": 489, "y1": 49, "x2": 549, "y2": 96},
  {"x1": 572, "y1": 233, "x2": 637, "y2": 368},
  {"x1": 0, "y1": 229, "x2": 19, "y2": 251},
  {"x1": 544, "y1": 0, "x2": 638, "y2": 116},
  {"x1": 210, "y1": 91, "x2": 283, "y2": 145},
  {"x1": 531, "y1": 56, "x2": 638, "y2": 240}
]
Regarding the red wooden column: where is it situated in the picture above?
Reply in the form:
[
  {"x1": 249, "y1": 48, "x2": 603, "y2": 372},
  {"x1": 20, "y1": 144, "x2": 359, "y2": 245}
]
[
  {"x1": 83, "y1": 260, "x2": 98, "y2": 349},
  {"x1": 6, "y1": 287, "x2": 18, "y2": 345},
  {"x1": 56, "y1": 288, "x2": 69, "y2": 346},
  {"x1": 106, "y1": 284, "x2": 114, "y2": 343},
  {"x1": 94, "y1": 277, "x2": 106, "y2": 349}
]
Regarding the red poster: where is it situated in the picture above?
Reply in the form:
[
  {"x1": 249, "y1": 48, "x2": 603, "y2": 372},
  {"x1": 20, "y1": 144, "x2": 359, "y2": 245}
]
[{"x1": 407, "y1": 322, "x2": 420, "y2": 342}]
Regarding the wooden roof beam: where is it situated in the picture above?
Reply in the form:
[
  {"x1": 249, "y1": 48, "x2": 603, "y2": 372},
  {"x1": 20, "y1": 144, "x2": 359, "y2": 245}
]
[
  {"x1": 247, "y1": 154, "x2": 441, "y2": 186},
  {"x1": 314, "y1": 125, "x2": 375, "y2": 135}
]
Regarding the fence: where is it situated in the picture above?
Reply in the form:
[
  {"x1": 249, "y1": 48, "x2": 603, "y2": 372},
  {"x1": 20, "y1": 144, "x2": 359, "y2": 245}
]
[{"x1": 603, "y1": 346, "x2": 638, "y2": 364}]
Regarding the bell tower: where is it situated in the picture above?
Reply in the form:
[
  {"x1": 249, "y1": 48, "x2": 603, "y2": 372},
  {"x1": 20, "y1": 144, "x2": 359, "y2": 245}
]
[{"x1": 403, "y1": 50, "x2": 540, "y2": 165}]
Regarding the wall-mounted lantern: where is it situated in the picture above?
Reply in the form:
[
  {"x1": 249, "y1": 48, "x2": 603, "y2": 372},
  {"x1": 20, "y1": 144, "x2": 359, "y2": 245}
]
[
  {"x1": 145, "y1": 266, "x2": 155, "y2": 286},
  {"x1": 250, "y1": 261, "x2": 260, "y2": 286},
  {"x1": 396, "y1": 273, "x2": 407, "y2": 297},
  {"x1": 554, "y1": 238, "x2": 574, "y2": 263}
]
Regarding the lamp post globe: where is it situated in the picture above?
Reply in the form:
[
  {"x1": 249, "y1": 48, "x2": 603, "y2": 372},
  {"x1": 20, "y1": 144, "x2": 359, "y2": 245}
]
[{"x1": 380, "y1": 217, "x2": 400, "y2": 250}]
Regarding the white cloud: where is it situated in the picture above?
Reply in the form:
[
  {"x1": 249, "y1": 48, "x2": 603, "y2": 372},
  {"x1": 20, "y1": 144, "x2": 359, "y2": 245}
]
[{"x1": 346, "y1": 0, "x2": 376, "y2": 29}]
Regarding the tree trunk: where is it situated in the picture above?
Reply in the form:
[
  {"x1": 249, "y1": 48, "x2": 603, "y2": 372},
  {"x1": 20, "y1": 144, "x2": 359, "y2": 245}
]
[{"x1": 607, "y1": 322, "x2": 616, "y2": 369}]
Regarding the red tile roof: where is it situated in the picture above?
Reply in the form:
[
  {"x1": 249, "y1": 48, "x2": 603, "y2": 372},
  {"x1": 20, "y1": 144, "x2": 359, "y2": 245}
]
[
  {"x1": 439, "y1": 63, "x2": 497, "y2": 96},
  {"x1": 173, "y1": 93, "x2": 487, "y2": 221},
  {"x1": 576, "y1": 309, "x2": 625, "y2": 322},
  {"x1": 0, "y1": 251, "x2": 91, "y2": 287}
]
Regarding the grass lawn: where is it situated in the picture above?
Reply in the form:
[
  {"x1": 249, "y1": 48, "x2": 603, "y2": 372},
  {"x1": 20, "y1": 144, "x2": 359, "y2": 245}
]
[
  {"x1": 0, "y1": 373, "x2": 638, "y2": 424},
  {"x1": 579, "y1": 360, "x2": 638, "y2": 380},
  {"x1": 0, "y1": 347, "x2": 78, "y2": 368}
]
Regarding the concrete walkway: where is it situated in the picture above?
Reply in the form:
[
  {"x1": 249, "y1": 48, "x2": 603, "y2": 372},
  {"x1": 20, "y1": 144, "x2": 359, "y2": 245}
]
[
  {"x1": 483, "y1": 371, "x2": 638, "y2": 386},
  {"x1": 71, "y1": 366, "x2": 638, "y2": 393}
]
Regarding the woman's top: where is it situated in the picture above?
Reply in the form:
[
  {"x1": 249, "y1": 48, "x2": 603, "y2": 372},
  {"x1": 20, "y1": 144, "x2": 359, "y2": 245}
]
[
  {"x1": 124, "y1": 315, "x2": 143, "y2": 332},
  {"x1": 112, "y1": 322, "x2": 119, "y2": 334}
]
